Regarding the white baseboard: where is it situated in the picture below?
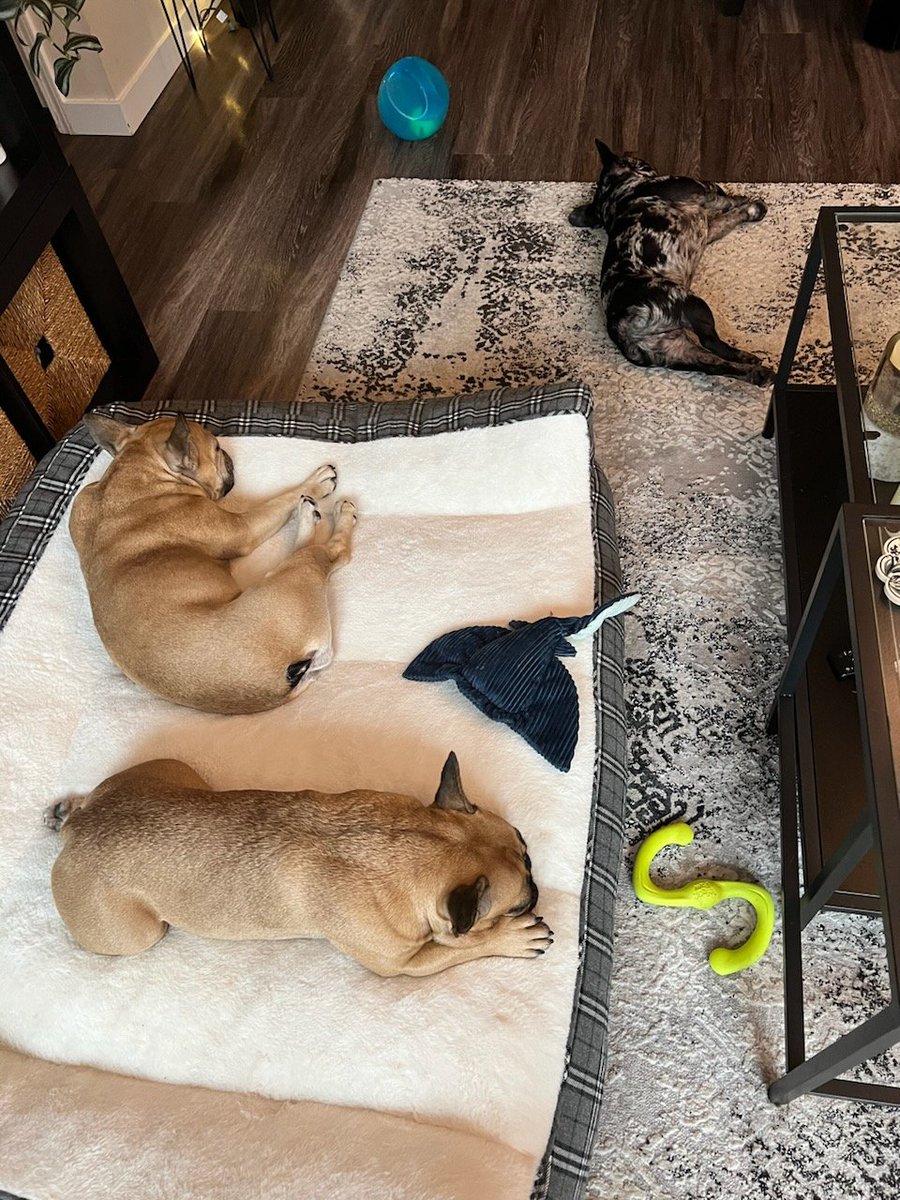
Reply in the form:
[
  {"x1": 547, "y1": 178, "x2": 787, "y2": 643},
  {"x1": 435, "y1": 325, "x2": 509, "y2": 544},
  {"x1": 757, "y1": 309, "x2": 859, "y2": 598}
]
[{"x1": 30, "y1": 23, "x2": 185, "y2": 137}]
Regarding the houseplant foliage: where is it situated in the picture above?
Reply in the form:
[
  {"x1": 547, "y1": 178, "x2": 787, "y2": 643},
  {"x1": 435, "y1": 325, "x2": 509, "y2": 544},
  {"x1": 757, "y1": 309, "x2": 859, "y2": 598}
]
[{"x1": 0, "y1": 1, "x2": 102, "y2": 96}]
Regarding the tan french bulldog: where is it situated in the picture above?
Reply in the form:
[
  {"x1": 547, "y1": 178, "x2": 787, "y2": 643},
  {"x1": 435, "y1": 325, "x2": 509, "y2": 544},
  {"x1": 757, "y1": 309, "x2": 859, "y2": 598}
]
[
  {"x1": 70, "y1": 413, "x2": 356, "y2": 714},
  {"x1": 47, "y1": 754, "x2": 553, "y2": 977}
]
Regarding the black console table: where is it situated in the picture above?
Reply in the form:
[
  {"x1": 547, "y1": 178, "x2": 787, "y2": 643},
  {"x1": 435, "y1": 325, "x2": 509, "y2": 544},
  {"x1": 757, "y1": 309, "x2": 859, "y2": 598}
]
[{"x1": 766, "y1": 207, "x2": 900, "y2": 1104}]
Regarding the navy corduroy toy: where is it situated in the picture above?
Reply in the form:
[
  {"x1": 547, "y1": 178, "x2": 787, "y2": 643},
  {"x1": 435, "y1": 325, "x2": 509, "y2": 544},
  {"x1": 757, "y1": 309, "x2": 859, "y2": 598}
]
[{"x1": 403, "y1": 594, "x2": 639, "y2": 772}]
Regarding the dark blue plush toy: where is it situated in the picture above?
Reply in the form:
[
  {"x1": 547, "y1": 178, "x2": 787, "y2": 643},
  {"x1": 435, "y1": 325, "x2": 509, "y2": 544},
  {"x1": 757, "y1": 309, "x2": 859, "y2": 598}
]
[{"x1": 403, "y1": 594, "x2": 639, "y2": 772}]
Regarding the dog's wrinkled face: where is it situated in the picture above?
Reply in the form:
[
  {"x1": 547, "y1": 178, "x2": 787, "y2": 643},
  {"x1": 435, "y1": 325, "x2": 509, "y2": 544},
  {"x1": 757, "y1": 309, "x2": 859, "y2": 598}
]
[
  {"x1": 568, "y1": 138, "x2": 655, "y2": 230},
  {"x1": 430, "y1": 753, "x2": 539, "y2": 944},
  {"x1": 84, "y1": 412, "x2": 235, "y2": 500}
]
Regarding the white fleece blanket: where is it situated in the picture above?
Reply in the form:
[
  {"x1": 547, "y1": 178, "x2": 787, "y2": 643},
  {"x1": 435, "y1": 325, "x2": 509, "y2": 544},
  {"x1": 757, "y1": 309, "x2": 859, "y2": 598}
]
[{"x1": 0, "y1": 413, "x2": 597, "y2": 1198}]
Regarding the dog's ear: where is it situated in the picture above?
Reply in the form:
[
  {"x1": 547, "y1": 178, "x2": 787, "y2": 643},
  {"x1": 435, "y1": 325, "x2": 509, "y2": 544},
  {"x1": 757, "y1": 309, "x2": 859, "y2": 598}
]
[
  {"x1": 445, "y1": 876, "x2": 491, "y2": 936},
  {"x1": 433, "y1": 752, "x2": 477, "y2": 814},
  {"x1": 595, "y1": 139, "x2": 617, "y2": 171},
  {"x1": 83, "y1": 413, "x2": 136, "y2": 457},
  {"x1": 162, "y1": 413, "x2": 200, "y2": 477}
]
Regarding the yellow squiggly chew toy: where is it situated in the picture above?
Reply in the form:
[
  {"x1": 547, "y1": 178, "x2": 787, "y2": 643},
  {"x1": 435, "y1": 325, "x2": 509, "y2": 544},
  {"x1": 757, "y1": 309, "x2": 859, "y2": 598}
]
[{"x1": 632, "y1": 822, "x2": 776, "y2": 976}]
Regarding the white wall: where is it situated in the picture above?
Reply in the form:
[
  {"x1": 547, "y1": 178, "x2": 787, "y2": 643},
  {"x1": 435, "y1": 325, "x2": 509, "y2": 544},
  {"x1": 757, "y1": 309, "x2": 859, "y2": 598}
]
[{"x1": 21, "y1": 0, "x2": 187, "y2": 135}]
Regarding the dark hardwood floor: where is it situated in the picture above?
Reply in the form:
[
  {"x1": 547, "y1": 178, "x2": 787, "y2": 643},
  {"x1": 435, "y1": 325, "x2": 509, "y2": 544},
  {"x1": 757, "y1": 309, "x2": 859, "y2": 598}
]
[{"x1": 63, "y1": 0, "x2": 900, "y2": 405}]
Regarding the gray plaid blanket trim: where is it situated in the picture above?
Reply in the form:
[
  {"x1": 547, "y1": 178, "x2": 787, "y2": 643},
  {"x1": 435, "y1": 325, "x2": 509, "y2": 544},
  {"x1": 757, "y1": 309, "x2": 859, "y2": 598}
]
[{"x1": 0, "y1": 383, "x2": 626, "y2": 1200}]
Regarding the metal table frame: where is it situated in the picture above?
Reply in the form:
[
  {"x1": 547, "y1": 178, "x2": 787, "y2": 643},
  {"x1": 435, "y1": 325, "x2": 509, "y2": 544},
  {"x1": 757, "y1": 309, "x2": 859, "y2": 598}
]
[
  {"x1": 770, "y1": 504, "x2": 900, "y2": 1104},
  {"x1": 766, "y1": 206, "x2": 900, "y2": 1103},
  {"x1": 763, "y1": 205, "x2": 900, "y2": 508},
  {"x1": 765, "y1": 206, "x2": 900, "y2": 919}
]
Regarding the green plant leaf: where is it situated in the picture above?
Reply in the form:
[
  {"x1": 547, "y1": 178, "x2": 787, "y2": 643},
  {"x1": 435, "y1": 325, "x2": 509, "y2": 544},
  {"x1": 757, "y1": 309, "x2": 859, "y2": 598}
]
[
  {"x1": 53, "y1": 54, "x2": 75, "y2": 96},
  {"x1": 30, "y1": 0, "x2": 53, "y2": 29},
  {"x1": 51, "y1": 0, "x2": 80, "y2": 27},
  {"x1": 28, "y1": 29, "x2": 47, "y2": 74},
  {"x1": 62, "y1": 32, "x2": 101, "y2": 52}
]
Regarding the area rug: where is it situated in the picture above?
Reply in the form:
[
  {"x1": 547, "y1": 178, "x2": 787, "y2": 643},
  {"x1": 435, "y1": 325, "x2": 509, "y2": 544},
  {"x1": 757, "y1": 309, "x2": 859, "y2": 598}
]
[{"x1": 296, "y1": 179, "x2": 900, "y2": 1199}]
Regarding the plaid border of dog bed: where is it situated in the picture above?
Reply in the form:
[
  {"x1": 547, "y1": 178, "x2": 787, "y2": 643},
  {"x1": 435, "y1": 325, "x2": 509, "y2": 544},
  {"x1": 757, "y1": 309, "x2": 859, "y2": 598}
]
[{"x1": 0, "y1": 382, "x2": 626, "y2": 1200}]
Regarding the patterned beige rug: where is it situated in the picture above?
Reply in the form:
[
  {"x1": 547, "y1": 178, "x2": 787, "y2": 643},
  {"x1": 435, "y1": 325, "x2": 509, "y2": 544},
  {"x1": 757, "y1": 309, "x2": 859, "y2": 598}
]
[{"x1": 298, "y1": 178, "x2": 900, "y2": 1199}]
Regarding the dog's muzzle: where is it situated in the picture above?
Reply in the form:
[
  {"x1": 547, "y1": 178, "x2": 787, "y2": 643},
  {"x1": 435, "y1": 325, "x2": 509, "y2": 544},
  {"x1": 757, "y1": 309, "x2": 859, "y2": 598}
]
[
  {"x1": 510, "y1": 877, "x2": 539, "y2": 916},
  {"x1": 568, "y1": 204, "x2": 600, "y2": 229}
]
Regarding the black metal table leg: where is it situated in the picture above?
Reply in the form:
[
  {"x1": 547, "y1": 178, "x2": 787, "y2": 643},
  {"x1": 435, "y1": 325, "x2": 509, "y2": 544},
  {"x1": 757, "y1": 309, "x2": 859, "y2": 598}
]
[
  {"x1": 769, "y1": 1004, "x2": 900, "y2": 1105},
  {"x1": 766, "y1": 520, "x2": 843, "y2": 734},
  {"x1": 763, "y1": 226, "x2": 822, "y2": 439},
  {"x1": 776, "y1": 695, "x2": 807, "y2": 1076},
  {"x1": 800, "y1": 814, "x2": 874, "y2": 929}
]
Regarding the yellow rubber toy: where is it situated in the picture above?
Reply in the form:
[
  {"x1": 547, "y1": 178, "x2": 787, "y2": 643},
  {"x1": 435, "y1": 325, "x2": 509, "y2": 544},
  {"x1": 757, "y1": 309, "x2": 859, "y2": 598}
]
[{"x1": 632, "y1": 822, "x2": 776, "y2": 976}]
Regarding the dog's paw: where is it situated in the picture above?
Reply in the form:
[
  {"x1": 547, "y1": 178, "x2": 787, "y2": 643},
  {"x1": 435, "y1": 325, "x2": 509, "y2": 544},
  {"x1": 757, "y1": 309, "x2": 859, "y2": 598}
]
[
  {"x1": 745, "y1": 199, "x2": 767, "y2": 223},
  {"x1": 747, "y1": 364, "x2": 776, "y2": 387},
  {"x1": 490, "y1": 913, "x2": 554, "y2": 959},
  {"x1": 303, "y1": 463, "x2": 338, "y2": 500},
  {"x1": 733, "y1": 349, "x2": 762, "y2": 365},
  {"x1": 300, "y1": 495, "x2": 322, "y2": 523},
  {"x1": 44, "y1": 799, "x2": 71, "y2": 832},
  {"x1": 335, "y1": 499, "x2": 358, "y2": 526}
]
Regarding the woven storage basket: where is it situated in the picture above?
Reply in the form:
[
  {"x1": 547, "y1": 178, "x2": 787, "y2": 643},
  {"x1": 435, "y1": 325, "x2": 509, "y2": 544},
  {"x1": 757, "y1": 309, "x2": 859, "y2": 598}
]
[
  {"x1": 0, "y1": 245, "x2": 109, "y2": 513},
  {"x1": 0, "y1": 407, "x2": 34, "y2": 518}
]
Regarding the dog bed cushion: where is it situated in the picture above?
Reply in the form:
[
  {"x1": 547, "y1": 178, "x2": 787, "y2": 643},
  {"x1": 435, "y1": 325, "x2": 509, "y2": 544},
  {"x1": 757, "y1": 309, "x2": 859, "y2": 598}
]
[{"x1": 0, "y1": 383, "x2": 626, "y2": 1200}]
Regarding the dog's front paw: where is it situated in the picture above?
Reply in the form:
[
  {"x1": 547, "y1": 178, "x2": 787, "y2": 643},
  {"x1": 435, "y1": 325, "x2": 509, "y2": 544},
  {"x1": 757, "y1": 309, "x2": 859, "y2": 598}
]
[
  {"x1": 304, "y1": 463, "x2": 338, "y2": 501},
  {"x1": 745, "y1": 199, "x2": 767, "y2": 222},
  {"x1": 747, "y1": 364, "x2": 775, "y2": 387},
  {"x1": 490, "y1": 913, "x2": 554, "y2": 959},
  {"x1": 300, "y1": 495, "x2": 322, "y2": 523}
]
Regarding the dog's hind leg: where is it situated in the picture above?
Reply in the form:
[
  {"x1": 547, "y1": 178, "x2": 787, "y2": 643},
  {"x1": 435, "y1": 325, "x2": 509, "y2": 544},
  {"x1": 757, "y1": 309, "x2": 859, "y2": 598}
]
[
  {"x1": 52, "y1": 853, "x2": 168, "y2": 955},
  {"x1": 646, "y1": 330, "x2": 774, "y2": 386},
  {"x1": 317, "y1": 499, "x2": 357, "y2": 570},
  {"x1": 682, "y1": 294, "x2": 763, "y2": 365},
  {"x1": 705, "y1": 198, "x2": 767, "y2": 243}
]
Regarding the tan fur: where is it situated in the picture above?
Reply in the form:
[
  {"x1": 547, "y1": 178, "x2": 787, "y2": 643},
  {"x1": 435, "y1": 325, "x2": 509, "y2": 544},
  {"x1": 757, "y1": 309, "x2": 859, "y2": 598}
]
[
  {"x1": 70, "y1": 414, "x2": 356, "y2": 714},
  {"x1": 48, "y1": 756, "x2": 552, "y2": 977}
]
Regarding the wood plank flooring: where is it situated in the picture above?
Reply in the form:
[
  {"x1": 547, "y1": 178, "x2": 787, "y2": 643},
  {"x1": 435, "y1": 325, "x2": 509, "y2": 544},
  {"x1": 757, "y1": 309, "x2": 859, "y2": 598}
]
[{"x1": 63, "y1": 0, "x2": 900, "y2": 404}]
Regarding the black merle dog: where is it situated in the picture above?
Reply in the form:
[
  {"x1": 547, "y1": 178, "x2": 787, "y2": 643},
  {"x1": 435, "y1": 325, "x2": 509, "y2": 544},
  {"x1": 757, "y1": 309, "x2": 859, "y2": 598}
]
[{"x1": 569, "y1": 141, "x2": 773, "y2": 386}]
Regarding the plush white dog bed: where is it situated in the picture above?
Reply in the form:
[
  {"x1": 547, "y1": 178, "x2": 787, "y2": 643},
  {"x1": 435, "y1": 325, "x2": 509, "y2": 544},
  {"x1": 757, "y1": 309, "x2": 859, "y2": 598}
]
[{"x1": 0, "y1": 385, "x2": 626, "y2": 1200}]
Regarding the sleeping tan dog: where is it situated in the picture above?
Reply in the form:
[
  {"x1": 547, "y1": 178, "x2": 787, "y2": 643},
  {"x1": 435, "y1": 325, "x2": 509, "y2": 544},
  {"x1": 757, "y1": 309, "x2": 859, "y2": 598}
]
[
  {"x1": 47, "y1": 754, "x2": 553, "y2": 977},
  {"x1": 70, "y1": 413, "x2": 356, "y2": 714}
]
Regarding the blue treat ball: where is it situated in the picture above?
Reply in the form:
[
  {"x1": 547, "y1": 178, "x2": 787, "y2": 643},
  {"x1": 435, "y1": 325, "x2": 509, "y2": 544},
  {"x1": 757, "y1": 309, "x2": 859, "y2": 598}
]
[{"x1": 377, "y1": 57, "x2": 449, "y2": 142}]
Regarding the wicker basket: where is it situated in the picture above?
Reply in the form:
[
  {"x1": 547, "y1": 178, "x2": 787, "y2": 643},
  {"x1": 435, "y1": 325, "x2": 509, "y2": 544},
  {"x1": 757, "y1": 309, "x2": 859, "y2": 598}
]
[{"x1": 0, "y1": 245, "x2": 109, "y2": 514}]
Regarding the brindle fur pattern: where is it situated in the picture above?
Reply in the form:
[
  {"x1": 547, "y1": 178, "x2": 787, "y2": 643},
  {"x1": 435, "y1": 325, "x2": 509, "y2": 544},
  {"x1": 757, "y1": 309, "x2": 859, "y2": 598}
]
[{"x1": 569, "y1": 141, "x2": 774, "y2": 386}]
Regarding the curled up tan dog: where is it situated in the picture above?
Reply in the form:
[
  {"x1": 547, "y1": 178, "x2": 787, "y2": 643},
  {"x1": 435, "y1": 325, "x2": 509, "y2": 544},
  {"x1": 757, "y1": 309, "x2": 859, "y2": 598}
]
[
  {"x1": 47, "y1": 753, "x2": 553, "y2": 977},
  {"x1": 70, "y1": 413, "x2": 356, "y2": 714}
]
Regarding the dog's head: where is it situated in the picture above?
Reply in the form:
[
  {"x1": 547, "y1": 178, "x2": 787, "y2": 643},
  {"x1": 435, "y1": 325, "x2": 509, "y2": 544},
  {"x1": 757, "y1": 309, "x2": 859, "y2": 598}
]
[
  {"x1": 430, "y1": 752, "x2": 539, "y2": 943},
  {"x1": 84, "y1": 413, "x2": 235, "y2": 500},
  {"x1": 568, "y1": 139, "x2": 656, "y2": 229}
]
